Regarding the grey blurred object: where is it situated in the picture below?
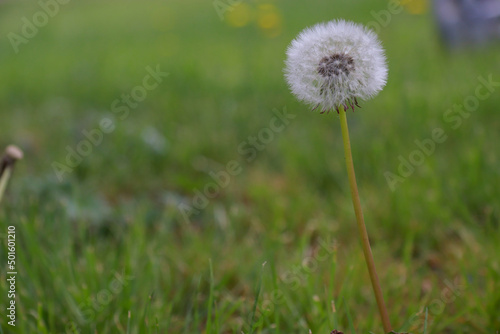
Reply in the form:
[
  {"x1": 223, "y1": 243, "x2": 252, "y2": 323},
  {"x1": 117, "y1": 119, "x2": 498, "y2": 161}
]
[
  {"x1": 434, "y1": 0, "x2": 500, "y2": 47},
  {"x1": 0, "y1": 145, "x2": 24, "y2": 204}
]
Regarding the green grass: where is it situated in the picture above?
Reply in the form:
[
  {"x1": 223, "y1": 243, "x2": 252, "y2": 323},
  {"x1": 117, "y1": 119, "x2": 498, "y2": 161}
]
[{"x1": 0, "y1": 0, "x2": 499, "y2": 333}]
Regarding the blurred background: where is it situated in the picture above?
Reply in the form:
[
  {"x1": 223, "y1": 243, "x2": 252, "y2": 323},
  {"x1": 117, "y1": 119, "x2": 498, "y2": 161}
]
[{"x1": 0, "y1": 0, "x2": 499, "y2": 333}]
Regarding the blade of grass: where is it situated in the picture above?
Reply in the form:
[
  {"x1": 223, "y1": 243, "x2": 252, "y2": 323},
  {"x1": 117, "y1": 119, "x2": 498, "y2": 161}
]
[
  {"x1": 127, "y1": 310, "x2": 131, "y2": 334},
  {"x1": 249, "y1": 261, "x2": 267, "y2": 334},
  {"x1": 423, "y1": 307, "x2": 428, "y2": 334},
  {"x1": 206, "y1": 259, "x2": 215, "y2": 333},
  {"x1": 345, "y1": 304, "x2": 356, "y2": 334},
  {"x1": 270, "y1": 262, "x2": 281, "y2": 334}
]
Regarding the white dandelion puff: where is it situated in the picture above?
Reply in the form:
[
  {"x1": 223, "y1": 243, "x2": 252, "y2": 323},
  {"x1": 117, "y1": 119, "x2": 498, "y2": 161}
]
[{"x1": 284, "y1": 20, "x2": 388, "y2": 113}]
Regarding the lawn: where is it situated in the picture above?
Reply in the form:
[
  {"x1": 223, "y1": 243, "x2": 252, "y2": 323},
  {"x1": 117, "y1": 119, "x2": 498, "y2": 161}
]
[{"x1": 0, "y1": 0, "x2": 499, "y2": 333}]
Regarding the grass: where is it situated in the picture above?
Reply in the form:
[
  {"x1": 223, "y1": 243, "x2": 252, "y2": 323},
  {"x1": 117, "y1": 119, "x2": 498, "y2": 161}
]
[{"x1": 0, "y1": 0, "x2": 499, "y2": 333}]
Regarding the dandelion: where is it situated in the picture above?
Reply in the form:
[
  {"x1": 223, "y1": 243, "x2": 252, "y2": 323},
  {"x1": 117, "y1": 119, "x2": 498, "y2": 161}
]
[
  {"x1": 285, "y1": 21, "x2": 394, "y2": 333},
  {"x1": 284, "y1": 20, "x2": 387, "y2": 113}
]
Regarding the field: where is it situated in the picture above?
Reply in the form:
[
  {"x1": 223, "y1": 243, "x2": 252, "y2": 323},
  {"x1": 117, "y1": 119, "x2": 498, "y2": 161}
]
[{"x1": 0, "y1": 0, "x2": 499, "y2": 333}]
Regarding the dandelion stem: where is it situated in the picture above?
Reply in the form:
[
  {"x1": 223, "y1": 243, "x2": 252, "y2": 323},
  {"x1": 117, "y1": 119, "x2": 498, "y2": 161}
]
[{"x1": 338, "y1": 105, "x2": 392, "y2": 333}]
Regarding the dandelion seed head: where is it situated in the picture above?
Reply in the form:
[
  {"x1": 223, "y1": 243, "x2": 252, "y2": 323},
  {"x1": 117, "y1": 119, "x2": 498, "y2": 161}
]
[{"x1": 284, "y1": 20, "x2": 388, "y2": 112}]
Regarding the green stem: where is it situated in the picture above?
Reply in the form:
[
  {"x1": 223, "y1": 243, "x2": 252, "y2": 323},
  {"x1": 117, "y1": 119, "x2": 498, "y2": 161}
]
[{"x1": 338, "y1": 105, "x2": 392, "y2": 333}]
